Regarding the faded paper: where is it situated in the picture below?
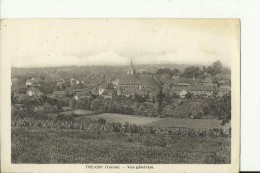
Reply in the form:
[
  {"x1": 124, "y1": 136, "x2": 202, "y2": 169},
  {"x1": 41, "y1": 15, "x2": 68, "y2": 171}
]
[{"x1": 1, "y1": 19, "x2": 240, "y2": 173}]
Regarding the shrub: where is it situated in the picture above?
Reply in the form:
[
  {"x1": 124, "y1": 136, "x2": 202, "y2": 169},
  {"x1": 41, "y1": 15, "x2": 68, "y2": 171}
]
[
  {"x1": 12, "y1": 117, "x2": 230, "y2": 138},
  {"x1": 97, "y1": 118, "x2": 106, "y2": 125},
  {"x1": 56, "y1": 113, "x2": 75, "y2": 121}
]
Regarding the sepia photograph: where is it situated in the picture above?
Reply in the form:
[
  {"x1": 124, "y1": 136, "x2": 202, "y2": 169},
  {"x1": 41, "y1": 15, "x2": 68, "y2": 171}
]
[{"x1": 1, "y1": 19, "x2": 240, "y2": 172}]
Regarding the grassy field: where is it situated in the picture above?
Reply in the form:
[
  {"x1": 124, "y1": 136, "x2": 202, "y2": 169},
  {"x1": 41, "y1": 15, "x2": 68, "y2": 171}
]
[
  {"x1": 12, "y1": 126, "x2": 231, "y2": 164},
  {"x1": 81, "y1": 113, "x2": 230, "y2": 130},
  {"x1": 62, "y1": 109, "x2": 95, "y2": 115},
  {"x1": 173, "y1": 101, "x2": 201, "y2": 117}
]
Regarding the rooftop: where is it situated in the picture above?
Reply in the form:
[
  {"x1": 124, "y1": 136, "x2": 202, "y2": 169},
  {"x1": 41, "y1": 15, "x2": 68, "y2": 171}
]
[{"x1": 119, "y1": 74, "x2": 160, "y2": 87}]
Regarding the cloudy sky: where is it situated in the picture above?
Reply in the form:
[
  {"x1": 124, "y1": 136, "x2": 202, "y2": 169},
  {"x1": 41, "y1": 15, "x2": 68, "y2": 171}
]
[{"x1": 2, "y1": 19, "x2": 239, "y2": 67}]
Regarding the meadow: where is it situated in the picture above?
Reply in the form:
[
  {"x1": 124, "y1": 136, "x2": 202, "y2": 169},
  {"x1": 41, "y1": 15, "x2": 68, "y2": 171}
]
[
  {"x1": 12, "y1": 126, "x2": 231, "y2": 164},
  {"x1": 80, "y1": 113, "x2": 231, "y2": 130},
  {"x1": 11, "y1": 110, "x2": 231, "y2": 164}
]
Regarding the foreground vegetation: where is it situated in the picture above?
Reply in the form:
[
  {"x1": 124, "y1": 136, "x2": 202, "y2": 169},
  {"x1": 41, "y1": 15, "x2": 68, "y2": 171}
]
[
  {"x1": 12, "y1": 126, "x2": 231, "y2": 164},
  {"x1": 11, "y1": 102, "x2": 231, "y2": 164},
  {"x1": 12, "y1": 117, "x2": 231, "y2": 137}
]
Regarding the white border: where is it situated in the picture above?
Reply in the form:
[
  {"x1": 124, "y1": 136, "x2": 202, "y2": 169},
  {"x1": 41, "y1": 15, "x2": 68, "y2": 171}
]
[{"x1": 1, "y1": 0, "x2": 260, "y2": 171}]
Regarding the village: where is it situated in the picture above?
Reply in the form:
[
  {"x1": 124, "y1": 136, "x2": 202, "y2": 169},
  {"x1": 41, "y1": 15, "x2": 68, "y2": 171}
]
[{"x1": 11, "y1": 60, "x2": 231, "y2": 119}]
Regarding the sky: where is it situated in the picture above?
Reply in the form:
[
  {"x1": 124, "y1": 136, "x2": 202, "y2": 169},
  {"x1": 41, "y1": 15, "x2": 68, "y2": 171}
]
[{"x1": 1, "y1": 19, "x2": 240, "y2": 67}]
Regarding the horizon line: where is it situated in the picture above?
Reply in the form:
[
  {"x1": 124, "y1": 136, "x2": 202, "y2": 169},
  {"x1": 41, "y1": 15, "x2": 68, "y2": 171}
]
[{"x1": 11, "y1": 62, "x2": 231, "y2": 69}]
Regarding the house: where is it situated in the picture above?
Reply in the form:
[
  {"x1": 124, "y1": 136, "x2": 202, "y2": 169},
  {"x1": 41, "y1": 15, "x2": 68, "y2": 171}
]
[
  {"x1": 27, "y1": 88, "x2": 43, "y2": 97},
  {"x1": 170, "y1": 86, "x2": 187, "y2": 96},
  {"x1": 171, "y1": 75, "x2": 180, "y2": 80},
  {"x1": 219, "y1": 85, "x2": 231, "y2": 91},
  {"x1": 117, "y1": 87, "x2": 147, "y2": 98},
  {"x1": 148, "y1": 91, "x2": 159, "y2": 102},
  {"x1": 90, "y1": 87, "x2": 99, "y2": 95},
  {"x1": 119, "y1": 74, "x2": 161, "y2": 91},
  {"x1": 74, "y1": 91, "x2": 92, "y2": 100},
  {"x1": 179, "y1": 90, "x2": 188, "y2": 98},
  {"x1": 188, "y1": 86, "x2": 214, "y2": 96},
  {"x1": 70, "y1": 79, "x2": 80, "y2": 86},
  {"x1": 53, "y1": 91, "x2": 66, "y2": 98},
  {"x1": 101, "y1": 89, "x2": 116, "y2": 99},
  {"x1": 176, "y1": 83, "x2": 189, "y2": 87},
  {"x1": 97, "y1": 82, "x2": 114, "y2": 96},
  {"x1": 26, "y1": 77, "x2": 42, "y2": 87},
  {"x1": 171, "y1": 85, "x2": 215, "y2": 98},
  {"x1": 112, "y1": 79, "x2": 120, "y2": 88},
  {"x1": 172, "y1": 77, "x2": 200, "y2": 86},
  {"x1": 98, "y1": 86, "x2": 106, "y2": 95},
  {"x1": 217, "y1": 85, "x2": 231, "y2": 97},
  {"x1": 26, "y1": 79, "x2": 34, "y2": 86},
  {"x1": 73, "y1": 88, "x2": 89, "y2": 94},
  {"x1": 116, "y1": 86, "x2": 124, "y2": 96},
  {"x1": 201, "y1": 77, "x2": 213, "y2": 86},
  {"x1": 119, "y1": 60, "x2": 161, "y2": 92},
  {"x1": 121, "y1": 89, "x2": 135, "y2": 98}
]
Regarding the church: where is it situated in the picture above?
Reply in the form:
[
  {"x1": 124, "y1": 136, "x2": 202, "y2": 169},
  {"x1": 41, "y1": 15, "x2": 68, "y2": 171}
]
[
  {"x1": 127, "y1": 59, "x2": 136, "y2": 75},
  {"x1": 118, "y1": 59, "x2": 161, "y2": 98}
]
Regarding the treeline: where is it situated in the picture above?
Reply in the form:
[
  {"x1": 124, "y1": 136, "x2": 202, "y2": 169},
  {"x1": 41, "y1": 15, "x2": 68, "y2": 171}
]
[
  {"x1": 155, "y1": 60, "x2": 230, "y2": 78},
  {"x1": 70, "y1": 97, "x2": 158, "y2": 117}
]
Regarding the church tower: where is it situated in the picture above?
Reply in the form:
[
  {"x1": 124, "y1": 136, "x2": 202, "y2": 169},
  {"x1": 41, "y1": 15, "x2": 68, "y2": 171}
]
[{"x1": 127, "y1": 58, "x2": 136, "y2": 75}]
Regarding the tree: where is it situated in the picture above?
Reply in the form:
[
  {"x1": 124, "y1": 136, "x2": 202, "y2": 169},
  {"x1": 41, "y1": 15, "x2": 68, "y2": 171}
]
[
  {"x1": 182, "y1": 66, "x2": 201, "y2": 78},
  {"x1": 171, "y1": 69, "x2": 180, "y2": 76},
  {"x1": 212, "y1": 60, "x2": 223, "y2": 75},
  {"x1": 76, "y1": 99, "x2": 86, "y2": 109},
  {"x1": 210, "y1": 93, "x2": 231, "y2": 125},
  {"x1": 134, "y1": 94, "x2": 146, "y2": 103},
  {"x1": 11, "y1": 93, "x2": 18, "y2": 105},
  {"x1": 18, "y1": 87, "x2": 27, "y2": 94},
  {"x1": 205, "y1": 60, "x2": 223, "y2": 76},
  {"x1": 202, "y1": 104, "x2": 211, "y2": 115},
  {"x1": 157, "y1": 89, "x2": 164, "y2": 114},
  {"x1": 23, "y1": 96, "x2": 38, "y2": 111},
  {"x1": 69, "y1": 98, "x2": 77, "y2": 108},
  {"x1": 42, "y1": 104, "x2": 55, "y2": 114},
  {"x1": 91, "y1": 99, "x2": 103, "y2": 111},
  {"x1": 156, "y1": 68, "x2": 172, "y2": 75},
  {"x1": 185, "y1": 92, "x2": 193, "y2": 99},
  {"x1": 172, "y1": 92, "x2": 179, "y2": 99}
]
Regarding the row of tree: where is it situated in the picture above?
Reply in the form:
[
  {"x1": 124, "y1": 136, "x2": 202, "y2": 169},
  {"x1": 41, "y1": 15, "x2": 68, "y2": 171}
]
[{"x1": 155, "y1": 60, "x2": 230, "y2": 78}]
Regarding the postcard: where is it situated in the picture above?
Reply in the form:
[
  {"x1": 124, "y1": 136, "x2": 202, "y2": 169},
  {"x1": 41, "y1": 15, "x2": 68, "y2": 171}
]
[{"x1": 1, "y1": 19, "x2": 240, "y2": 173}]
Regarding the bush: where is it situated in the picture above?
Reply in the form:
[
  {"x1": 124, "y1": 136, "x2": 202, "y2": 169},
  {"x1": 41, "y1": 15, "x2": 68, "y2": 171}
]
[
  {"x1": 56, "y1": 113, "x2": 75, "y2": 121},
  {"x1": 97, "y1": 118, "x2": 106, "y2": 125}
]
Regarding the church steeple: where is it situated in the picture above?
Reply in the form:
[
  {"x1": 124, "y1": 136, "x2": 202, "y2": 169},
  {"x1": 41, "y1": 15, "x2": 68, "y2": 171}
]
[{"x1": 127, "y1": 58, "x2": 136, "y2": 75}]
